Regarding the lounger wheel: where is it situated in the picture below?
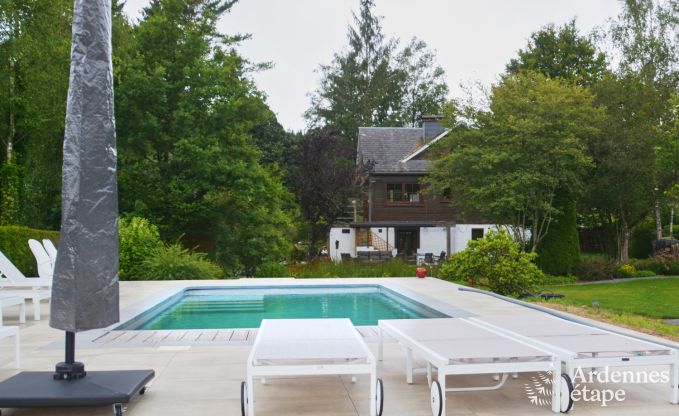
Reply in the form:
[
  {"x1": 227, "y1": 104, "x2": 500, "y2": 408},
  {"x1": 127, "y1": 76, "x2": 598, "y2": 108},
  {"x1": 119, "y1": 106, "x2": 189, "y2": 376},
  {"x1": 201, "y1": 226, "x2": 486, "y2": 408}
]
[
  {"x1": 375, "y1": 378, "x2": 384, "y2": 416},
  {"x1": 430, "y1": 379, "x2": 443, "y2": 416},
  {"x1": 560, "y1": 373, "x2": 574, "y2": 413},
  {"x1": 139, "y1": 386, "x2": 146, "y2": 395},
  {"x1": 241, "y1": 381, "x2": 248, "y2": 416},
  {"x1": 113, "y1": 403, "x2": 124, "y2": 416}
]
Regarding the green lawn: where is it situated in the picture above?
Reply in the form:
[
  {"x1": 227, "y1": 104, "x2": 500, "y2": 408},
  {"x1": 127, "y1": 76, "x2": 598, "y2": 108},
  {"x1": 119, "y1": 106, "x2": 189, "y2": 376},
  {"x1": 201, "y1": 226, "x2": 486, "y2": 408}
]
[{"x1": 545, "y1": 277, "x2": 679, "y2": 319}]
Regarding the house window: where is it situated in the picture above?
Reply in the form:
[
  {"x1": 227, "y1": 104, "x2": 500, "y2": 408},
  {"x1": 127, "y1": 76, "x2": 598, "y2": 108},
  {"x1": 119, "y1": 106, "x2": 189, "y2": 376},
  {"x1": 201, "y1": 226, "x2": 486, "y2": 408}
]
[
  {"x1": 386, "y1": 184, "x2": 403, "y2": 202},
  {"x1": 471, "y1": 228, "x2": 484, "y2": 240},
  {"x1": 386, "y1": 183, "x2": 422, "y2": 204},
  {"x1": 405, "y1": 184, "x2": 421, "y2": 202},
  {"x1": 341, "y1": 229, "x2": 350, "y2": 234}
]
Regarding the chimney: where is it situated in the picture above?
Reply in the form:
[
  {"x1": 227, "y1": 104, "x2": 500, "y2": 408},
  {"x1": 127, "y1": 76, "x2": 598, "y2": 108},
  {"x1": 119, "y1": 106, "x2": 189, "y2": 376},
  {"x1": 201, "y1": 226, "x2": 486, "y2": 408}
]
[{"x1": 422, "y1": 115, "x2": 444, "y2": 141}]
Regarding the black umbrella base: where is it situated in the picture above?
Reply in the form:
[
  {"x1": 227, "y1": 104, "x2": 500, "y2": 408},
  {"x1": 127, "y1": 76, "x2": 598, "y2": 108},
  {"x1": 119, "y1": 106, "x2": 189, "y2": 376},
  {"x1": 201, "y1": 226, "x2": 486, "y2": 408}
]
[{"x1": 0, "y1": 370, "x2": 154, "y2": 415}]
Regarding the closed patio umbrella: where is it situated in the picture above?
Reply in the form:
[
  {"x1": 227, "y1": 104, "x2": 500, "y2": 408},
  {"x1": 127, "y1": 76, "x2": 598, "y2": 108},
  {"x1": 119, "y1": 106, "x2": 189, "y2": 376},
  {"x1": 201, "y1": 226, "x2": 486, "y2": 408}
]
[{"x1": 0, "y1": 1, "x2": 153, "y2": 414}]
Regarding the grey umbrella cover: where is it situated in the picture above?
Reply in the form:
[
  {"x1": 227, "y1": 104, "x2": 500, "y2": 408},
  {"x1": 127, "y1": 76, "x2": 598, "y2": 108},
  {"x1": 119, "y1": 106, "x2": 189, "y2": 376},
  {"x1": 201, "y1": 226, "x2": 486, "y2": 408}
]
[{"x1": 50, "y1": 0, "x2": 119, "y2": 332}]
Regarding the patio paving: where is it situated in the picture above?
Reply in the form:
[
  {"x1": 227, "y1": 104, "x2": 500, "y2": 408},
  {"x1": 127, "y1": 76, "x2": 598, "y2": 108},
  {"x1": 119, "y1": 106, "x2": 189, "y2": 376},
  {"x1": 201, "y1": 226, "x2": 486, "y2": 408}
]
[{"x1": 0, "y1": 277, "x2": 677, "y2": 415}]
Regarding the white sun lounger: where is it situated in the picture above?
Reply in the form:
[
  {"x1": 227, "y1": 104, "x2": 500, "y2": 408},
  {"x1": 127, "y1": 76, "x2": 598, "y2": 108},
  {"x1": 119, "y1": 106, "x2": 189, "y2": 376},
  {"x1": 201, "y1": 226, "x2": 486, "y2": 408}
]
[
  {"x1": 28, "y1": 239, "x2": 53, "y2": 280},
  {"x1": 0, "y1": 289, "x2": 50, "y2": 321},
  {"x1": 41, "y1": 239, "x2": 58, "y2": 270},
  {"x1": 242, "y1": 319, "x2": 383, "y2": 416},
  {"x1": 0, "y1": 325, "x2": 20, "y2": 369},
  {"x1": 471, "y1": 314, "x2": 679, "y2": 405},
  {"x1": 0, "y1": 249, "x2": 52, "y2": 289},
  {"x1": 378, "y1": 318, "x2": 572, "y2": 416},
  {"x1": 0, "y1": 295, "x2": 25, "y2": 325}
]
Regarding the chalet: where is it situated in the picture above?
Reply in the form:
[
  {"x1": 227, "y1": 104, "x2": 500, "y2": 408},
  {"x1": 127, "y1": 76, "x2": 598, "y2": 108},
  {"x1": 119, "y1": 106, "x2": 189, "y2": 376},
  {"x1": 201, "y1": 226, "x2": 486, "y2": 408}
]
[{"x1": 328, "y1": 116, "x2": 496, "y2": 263}]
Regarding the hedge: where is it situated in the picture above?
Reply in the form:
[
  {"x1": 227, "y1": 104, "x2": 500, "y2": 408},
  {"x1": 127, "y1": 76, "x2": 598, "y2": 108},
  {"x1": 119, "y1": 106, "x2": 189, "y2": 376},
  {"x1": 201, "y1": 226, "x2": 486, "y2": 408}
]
[{"x1": 0, "y1": 225, "x2": 59, "y2": 276}]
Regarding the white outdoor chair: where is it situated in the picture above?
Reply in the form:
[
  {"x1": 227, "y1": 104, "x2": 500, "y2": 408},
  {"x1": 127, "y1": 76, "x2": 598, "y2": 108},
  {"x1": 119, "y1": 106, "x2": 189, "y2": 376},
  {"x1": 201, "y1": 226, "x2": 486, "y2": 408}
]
[
  {"x1": 28, "y1": 239, "x2": 53, "y2": 280},
  {"x1": 0, "y1": 249, "x2": 51, "y2": 320},
  {"x1": 0, "y1": 295, "x2": 25, "y2": 326},
  {"x1": 41, "y1": 239, "x2": 58, "y2": 270},
  {"x1": 0, "y1": 325, "x2": 20, "y2": 369},
  {"x1": 0, "y1": 289, "x2": 50, "y2": 321},
  {"x1": 0, "y1": 249, "x2": 51, "y2": 289}
]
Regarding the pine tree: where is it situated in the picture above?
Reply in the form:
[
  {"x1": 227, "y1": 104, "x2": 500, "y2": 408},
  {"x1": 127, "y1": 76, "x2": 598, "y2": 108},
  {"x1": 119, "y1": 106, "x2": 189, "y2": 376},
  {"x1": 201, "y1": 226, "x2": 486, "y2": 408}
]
[{"x1": 306, "y1": 0, "x2": 447, "y2": 141}]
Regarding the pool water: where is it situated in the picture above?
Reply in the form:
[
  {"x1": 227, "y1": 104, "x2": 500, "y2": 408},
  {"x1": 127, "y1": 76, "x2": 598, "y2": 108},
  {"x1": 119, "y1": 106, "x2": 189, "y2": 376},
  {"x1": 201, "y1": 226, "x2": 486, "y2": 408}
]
[{"x1": 119, "y1": 285, "x2": 447, "y2": 330}]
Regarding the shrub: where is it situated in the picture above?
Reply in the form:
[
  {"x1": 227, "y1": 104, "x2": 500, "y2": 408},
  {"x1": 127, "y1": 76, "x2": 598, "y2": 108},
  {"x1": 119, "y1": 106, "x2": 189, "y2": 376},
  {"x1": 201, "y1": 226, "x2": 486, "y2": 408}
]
[
  {"x1": 617, "y1": 263, "x2": 636, "y2": 278},
  {"x1": 287, "y1": 258, "x2": 418, "y2": 278},
  {"x1": 255, "y1": 261, "x2": 288, "y2": 277},
  {"x1": 631, "y1": 258, "x2": 679, "y2": 275},
  {"x1": 137, "y1": 244, "x2": 223, "y2": 280},
  {"x1": 542, "y1": 274, "x2": 578, "y2": 285},
  {"x1": 572, "y1": 256, "x2": 619, "y2": 281},
  {"x1": 633, "y1": 270, "x2": 656, "y2": 278},
  {"x1": 0, "y1": 225, "x2": 59, "y2": 276},
  {"x1": 119, "y1": 217, "x2": 164, "y2": 280},
  {"x1": 630, "y1": 220, "x2": 655, "y2": 259},
  {"x1": 632, "y1": 258, "x2": 666, "y2": 275},
  {"x1": 537, "y1": 193, "x2": 580, "y2": 275},
  {"x1": 438, "y1": 230, "x2": 544, "y2": 297}
]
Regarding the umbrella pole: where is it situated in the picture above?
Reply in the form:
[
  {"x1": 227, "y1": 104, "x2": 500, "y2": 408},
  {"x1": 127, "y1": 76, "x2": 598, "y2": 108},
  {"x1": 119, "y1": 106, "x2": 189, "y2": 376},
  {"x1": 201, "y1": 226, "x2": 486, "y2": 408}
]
[{"x1": 54, "y1": 331, "x2": 86, "y2": 380}]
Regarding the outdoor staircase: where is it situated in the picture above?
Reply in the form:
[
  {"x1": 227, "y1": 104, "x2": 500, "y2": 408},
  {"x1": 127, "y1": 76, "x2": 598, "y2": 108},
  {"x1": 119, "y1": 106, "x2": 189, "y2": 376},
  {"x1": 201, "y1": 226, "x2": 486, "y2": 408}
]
[
  {"x1": 370, "y1": 231, "x2": 393, "y2": 253},
  {"x1": 335, "y1": 203, "x2": 356, "y2": 224},
  {"x1": 356, "y1": 231, "x2": 394, "y2": 262}
]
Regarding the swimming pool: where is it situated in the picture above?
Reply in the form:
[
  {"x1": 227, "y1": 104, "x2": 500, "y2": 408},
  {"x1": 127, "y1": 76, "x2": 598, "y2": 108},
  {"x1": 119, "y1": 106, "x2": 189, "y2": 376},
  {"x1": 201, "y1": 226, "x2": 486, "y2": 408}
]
[{"x1": 117, "y1": 285, "x2": 448, "y2": 330}]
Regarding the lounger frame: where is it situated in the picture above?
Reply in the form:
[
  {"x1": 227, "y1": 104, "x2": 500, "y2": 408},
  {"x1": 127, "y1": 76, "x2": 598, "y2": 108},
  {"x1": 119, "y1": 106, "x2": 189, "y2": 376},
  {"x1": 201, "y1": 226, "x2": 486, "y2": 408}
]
[
  {"x1": 0, "y1": 290, "x2": 50, "y2": 321},
  {"x1": 378, "y1": 319, "x2": 565, "y2": 415},
  {"x1": 0, "y1": 296, "x2": 25, "y2": 325},
  {"x1": 245, "y1": 319, "x2": 380, "y2": 416},
  {"x1": 470, "y1": 315, "x2": 679, "y2": 405},
  {"x1": 0, "y1": 326, "x2": 20, "y2": 369}
]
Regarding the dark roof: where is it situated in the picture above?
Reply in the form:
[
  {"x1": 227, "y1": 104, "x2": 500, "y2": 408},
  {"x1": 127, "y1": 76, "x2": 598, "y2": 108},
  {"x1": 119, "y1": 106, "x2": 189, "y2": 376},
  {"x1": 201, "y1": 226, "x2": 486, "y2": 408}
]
[{"x1": 357, "y1": 127, "x2": 430, "y2": 174}]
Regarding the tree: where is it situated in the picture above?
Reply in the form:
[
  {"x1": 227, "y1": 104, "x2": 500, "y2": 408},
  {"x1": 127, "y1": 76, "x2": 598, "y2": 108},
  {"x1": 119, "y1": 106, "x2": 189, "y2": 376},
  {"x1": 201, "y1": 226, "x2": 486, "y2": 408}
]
[
  {"x1": 536, "y1": 191, "x2": 580, "y2": 274},
  {"x1": 584, "y1": 74, "x2": 660, "y2": 263},
  {"x1": 306, "y1": 0, "x2": 448, "y2": 141},
  {"x1": 507, "y1": 19, "x2": 607, "y2": 86},
  {"x1": 395, "y1": 38, "x2": 449, "y2": 127},
  {"x1": 306, "y1": 0, "x2": 398, "y2": 142},
  {"x1": 666, "y1": 184, "x2": 679, "y2": 238},
  {"x1": 505, "y1": 19, "x2": 607, "y2": 272},
  {"x1": 115, "y1": 0, "x2": 295, "y2": 273},
  {"x1": 292, "y1": 128, "x2": 355, "y2": 258},
  {"x1": 249, "y1": 111, "x2": 300, "y2": 185},
  {"x1": 607, "y1": 0, "x2": 679, "y2": 240},
  {"x1": 0, "y1": 0, "x2": 73, "y2": 226},
  {"x1": 427, "y1": 71, "x2": 601, "y2": 252}
]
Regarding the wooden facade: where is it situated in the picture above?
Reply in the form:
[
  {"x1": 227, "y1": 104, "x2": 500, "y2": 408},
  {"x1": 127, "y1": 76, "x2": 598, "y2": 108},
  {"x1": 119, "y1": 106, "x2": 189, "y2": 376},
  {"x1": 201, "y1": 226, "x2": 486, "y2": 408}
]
[{"x1": 365, "y1": 174, "x2": 484, "y2": 224}]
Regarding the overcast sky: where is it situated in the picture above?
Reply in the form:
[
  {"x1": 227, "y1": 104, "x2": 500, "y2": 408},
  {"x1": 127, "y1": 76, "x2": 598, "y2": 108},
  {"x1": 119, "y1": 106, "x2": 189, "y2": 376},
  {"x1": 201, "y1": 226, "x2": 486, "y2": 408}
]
[{"x1": 122, "y1": 0, "x2": 622, "y2": 132}]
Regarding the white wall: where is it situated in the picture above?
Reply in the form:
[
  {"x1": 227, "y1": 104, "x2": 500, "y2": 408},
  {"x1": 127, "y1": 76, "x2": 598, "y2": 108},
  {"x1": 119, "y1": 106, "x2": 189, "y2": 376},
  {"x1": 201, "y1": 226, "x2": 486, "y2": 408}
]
[
  {"x1": 450, "y1": 224, "x2": 497, "y2": 254},
  {"x1": 418, "y1": 227, "x2": 448, "y2": 255},
  {"x1": 329, "y1": 227, "x2": 355, "y2": 262}
]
